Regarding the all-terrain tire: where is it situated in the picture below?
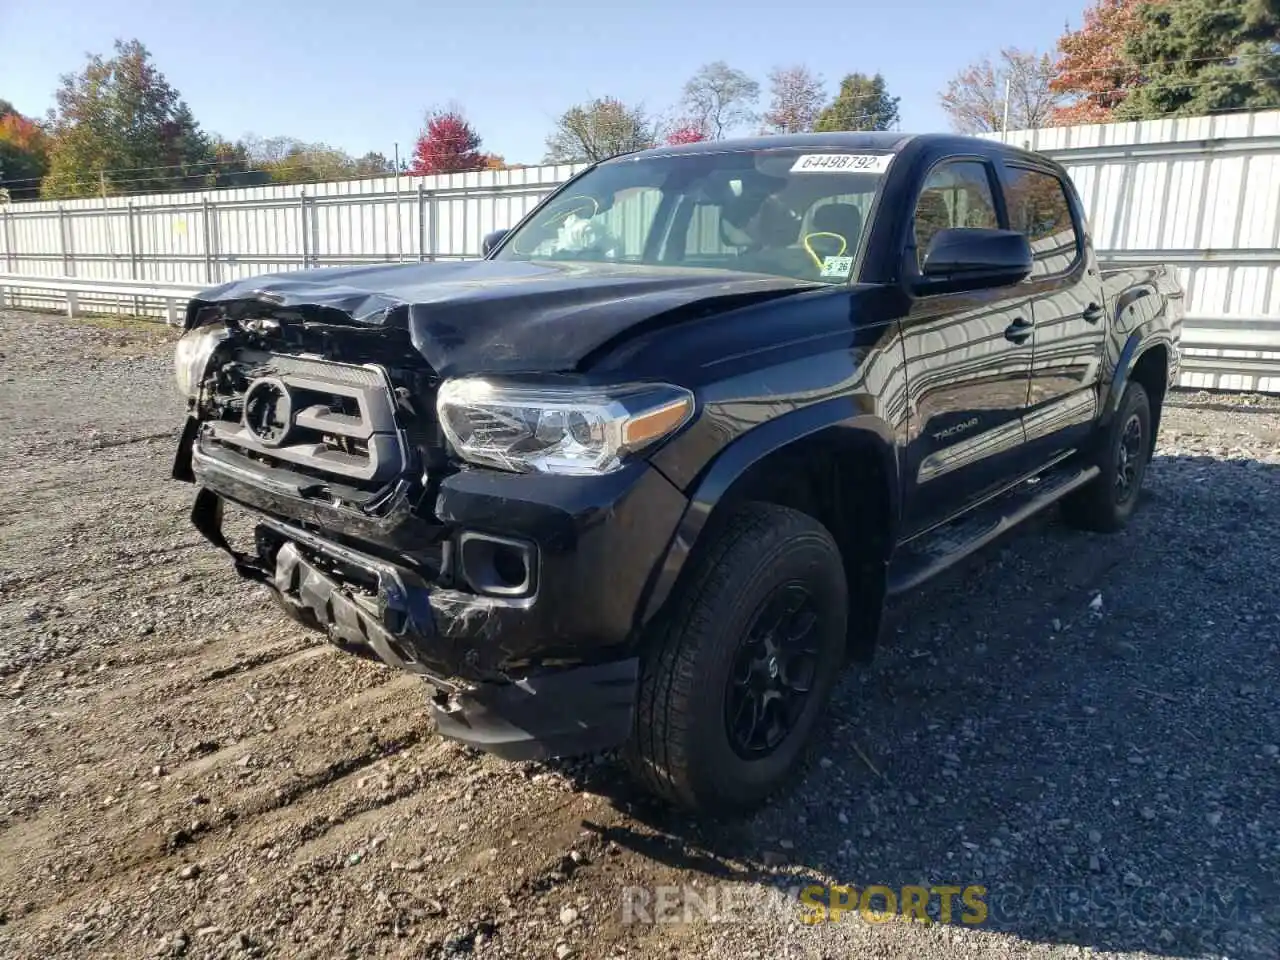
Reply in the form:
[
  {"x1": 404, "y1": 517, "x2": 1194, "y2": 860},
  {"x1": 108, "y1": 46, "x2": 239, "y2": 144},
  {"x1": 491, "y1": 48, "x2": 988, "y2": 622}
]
[
  {"x1": 1061, "y1": 381, "x2": 1152, "y2": 533},
  {"x1": 625, "y1": 502, "x2": 848, "y2": 813}
]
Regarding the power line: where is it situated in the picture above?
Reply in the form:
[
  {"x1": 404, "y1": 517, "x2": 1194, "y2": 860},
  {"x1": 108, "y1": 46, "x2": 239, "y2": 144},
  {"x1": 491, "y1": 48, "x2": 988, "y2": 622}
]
[
  {"x1": 0, "y1": 135, "x2": 494, "y2": 189},
  {"x1": 5, "y1": 56, "x2": 1278, "y2": 195},
  {"x1": 0, "y1": 157, "x2": 407, "y2": 190},
  {"x1": 1051, "y1": 49, "x2": 1278, "y2": 79},
  {"x1": 1069, "y1": 72, "x2": 1280, "y2": 99},
  {"x1": 0, "y1": 155, "x2": 509, "y2": 197}
]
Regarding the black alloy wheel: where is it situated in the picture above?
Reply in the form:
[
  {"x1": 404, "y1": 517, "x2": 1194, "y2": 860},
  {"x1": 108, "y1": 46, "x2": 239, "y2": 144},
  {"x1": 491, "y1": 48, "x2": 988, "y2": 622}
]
[
  {"x1": 726, "y1": 582, "x2": 821, "y2": 758},
  {"x1": 626, "y1": 502, "x2": 849, "y2": 812},
  {"x1": 1061, "y1": 380, "x2": 1153, "y2": 533},
  {"x1": 1115, "y1": 412, "x2": 1144, "y2": 503}
]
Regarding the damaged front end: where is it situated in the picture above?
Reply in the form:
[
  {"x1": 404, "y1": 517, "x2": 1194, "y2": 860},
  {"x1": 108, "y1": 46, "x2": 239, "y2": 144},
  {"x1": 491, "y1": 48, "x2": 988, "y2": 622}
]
[
  {"x1": 172, "y1": 298, "x2": 477, "y2": 677},
  {"x1": 169, "y1": 294, "x2": 681, "y2": 761}
]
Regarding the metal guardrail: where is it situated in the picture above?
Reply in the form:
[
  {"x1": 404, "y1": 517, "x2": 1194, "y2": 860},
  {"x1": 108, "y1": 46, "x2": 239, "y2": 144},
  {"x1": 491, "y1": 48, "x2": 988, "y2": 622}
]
[
  {"x1": 0, "y1": 273, "x2": 203, "y2": 325},
  {"x1": 1179, "y1": 330, "x2": 1280, "y2": 380}
]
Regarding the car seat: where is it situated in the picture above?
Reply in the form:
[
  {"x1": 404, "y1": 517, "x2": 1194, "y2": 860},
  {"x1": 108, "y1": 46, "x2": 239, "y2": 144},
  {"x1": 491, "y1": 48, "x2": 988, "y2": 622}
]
[{"x1": 810, "y1": 202, "x2": 865, "y2": 256}]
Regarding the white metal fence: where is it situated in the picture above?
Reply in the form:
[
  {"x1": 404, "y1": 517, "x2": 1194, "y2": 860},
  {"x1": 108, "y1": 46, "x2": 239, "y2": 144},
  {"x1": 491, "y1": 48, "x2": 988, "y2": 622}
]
[
  {"x1": 3, "y1": 110, "x2": 1279, "y2": 391},
  {"x1": 0, "y1": 163, "x2": 588, "y2": 290}
]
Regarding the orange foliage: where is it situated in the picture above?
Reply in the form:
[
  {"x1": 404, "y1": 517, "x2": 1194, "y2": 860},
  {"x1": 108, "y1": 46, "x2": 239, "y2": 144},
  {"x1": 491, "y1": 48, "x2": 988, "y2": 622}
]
[
  {"x1": 0, "y1": 112, "x2": 48, "y2": 151},
  {"x1": 1051, "y1": 0, "x2": 1167, "y2": 124}
]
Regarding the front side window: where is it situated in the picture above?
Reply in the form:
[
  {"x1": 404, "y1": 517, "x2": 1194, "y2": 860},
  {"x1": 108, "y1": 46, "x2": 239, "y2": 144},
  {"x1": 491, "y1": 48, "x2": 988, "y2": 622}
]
[
  {"x1": 911, "y1": 161, "x2": 999, "y2": 269},
  {"x1": 495, "y1": 149, "x2": 892, "y2": 284},
  {"x1": 1003, "y1": 166, "x2": 1080, "y2": 277}
]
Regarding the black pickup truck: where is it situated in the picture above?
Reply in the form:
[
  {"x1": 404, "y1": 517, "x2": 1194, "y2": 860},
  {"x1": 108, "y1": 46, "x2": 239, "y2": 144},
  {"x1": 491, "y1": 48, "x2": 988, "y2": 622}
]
[{"x1": 171, "y1": 132, "x2": 1182, "y2": 812}]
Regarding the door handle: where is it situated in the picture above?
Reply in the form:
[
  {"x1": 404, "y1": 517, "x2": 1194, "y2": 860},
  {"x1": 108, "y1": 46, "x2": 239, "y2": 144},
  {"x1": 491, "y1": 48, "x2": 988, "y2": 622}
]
[
  {"x1": 1004, "y1": 317, "x2": 1033, "y2": 344},
  {"x1": 1082, "y1": 302, "x2": 1104, "y2": 323}
]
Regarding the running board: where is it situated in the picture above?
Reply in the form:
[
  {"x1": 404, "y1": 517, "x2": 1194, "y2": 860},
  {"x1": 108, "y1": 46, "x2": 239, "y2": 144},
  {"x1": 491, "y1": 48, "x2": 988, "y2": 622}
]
[{"x1": 887, "y1": 464, "x2": 1100, "y2": 596}]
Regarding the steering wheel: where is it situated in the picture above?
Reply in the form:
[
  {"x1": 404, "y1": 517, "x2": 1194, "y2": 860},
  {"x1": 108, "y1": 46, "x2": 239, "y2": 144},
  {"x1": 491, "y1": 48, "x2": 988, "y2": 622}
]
[
  {"x1": 534, "y1": 195, "x2": 600, "y2": 232},
  {"x1": 801, "y1": 232, "x2": 847, "y2": 271}
]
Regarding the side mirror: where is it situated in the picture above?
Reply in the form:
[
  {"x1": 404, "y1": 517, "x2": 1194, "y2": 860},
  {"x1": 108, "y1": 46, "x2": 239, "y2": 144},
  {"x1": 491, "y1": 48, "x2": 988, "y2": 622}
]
[
  {"x1": 482, "y1": 229, "x2": 509, "y2": 257},
  {"x1": 914, "y1": 228, "x2": 1032, "y2": 295}
]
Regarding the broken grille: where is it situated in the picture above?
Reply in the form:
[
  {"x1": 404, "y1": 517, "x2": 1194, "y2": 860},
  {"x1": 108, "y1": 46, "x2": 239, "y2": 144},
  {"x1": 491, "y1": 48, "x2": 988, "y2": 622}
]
[{"x1": 202, "y1": 354, "x2": 407, "y2": 486}]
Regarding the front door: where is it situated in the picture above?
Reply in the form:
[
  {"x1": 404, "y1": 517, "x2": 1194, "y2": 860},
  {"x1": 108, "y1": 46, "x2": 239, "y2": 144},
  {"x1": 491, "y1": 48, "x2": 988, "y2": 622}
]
[
  {"x1": 1000, "y1": 162, "x2": 1106, "y2": 461},
  {"x1": 898, "y1": 158, "x2": 1036, "y2": 538}
]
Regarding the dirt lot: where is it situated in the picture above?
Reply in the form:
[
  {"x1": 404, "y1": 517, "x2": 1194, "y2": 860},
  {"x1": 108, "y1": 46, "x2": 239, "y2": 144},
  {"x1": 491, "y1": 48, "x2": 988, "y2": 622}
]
[{"x1": 0, "y1": 309, "x2": 1277, "y2": 960}]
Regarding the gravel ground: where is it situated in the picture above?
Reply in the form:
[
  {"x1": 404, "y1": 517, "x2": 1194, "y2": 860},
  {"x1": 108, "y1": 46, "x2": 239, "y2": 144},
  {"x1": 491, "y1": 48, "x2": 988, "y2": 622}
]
[{"x1": 0, "y1": 308, "x2": 1277, "y2": 960}]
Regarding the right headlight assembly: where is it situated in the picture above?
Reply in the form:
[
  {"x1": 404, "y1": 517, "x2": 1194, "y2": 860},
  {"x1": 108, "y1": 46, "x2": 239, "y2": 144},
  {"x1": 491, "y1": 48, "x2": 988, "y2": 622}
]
[
  {"x1": 436, "y1": 378, "x2": 695, "y2": 476},
  {"x1": 173, "y1": 323, "x2": 228, "y2": 399}
]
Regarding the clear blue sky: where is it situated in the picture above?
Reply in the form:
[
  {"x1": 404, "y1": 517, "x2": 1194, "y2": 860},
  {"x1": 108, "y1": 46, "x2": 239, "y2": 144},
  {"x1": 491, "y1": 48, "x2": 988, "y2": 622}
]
[{"x1": 0, "y1": 0, "x2": 1085, "y2": 163}]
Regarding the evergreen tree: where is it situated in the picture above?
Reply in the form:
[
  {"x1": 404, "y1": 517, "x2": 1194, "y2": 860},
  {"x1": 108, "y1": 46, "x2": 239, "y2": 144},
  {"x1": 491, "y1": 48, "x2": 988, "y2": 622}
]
[
  {"x1": 1116, "y1": 0, "x2": 1280, "y2": 119},
  {"x1": 815, "y1": 73, "x2": 900, "y2": 132}
]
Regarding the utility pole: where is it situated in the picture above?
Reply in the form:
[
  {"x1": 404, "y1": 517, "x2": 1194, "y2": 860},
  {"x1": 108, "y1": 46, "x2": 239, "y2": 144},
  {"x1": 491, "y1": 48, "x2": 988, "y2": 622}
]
[
  {"x1": 1001, "y1": 76, "x2": 1011, "y2": 143},
  {"x1": 393, "y1": 142, "x2": 404, "y2": 263},
  {"x1": 100, "y1": 170, "x2": 108, "y2": 200}
]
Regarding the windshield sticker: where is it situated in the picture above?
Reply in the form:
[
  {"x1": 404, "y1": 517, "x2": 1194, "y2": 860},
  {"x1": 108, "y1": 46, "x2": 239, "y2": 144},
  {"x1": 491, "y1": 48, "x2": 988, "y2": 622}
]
[
  {"x1": 791, "y1": 154, "x2": 893, "y2": 174},
  {"x1": 820, "y1": 255, "x2": 854, "y2": 278}
]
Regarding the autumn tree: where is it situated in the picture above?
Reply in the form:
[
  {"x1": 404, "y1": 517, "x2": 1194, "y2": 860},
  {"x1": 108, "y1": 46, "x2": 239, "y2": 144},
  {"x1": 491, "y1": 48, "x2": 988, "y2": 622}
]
[
  {"x1": 265, "y1": 147, "x2": 357, "y2": 183},
  {"x1": 814, "y1": 73, "x2": 900, "y2": 131},
  {"x1": 1115, "y1": 0, "x2": 1280, "y2": 120},
  {"x1": 241, "y1": 135, "x2": 359, "y2": 184},
  {"x1": 354, "y1": 151, "x2": 395, "y2": 176},
  {"x1": 41, "y1": 39, "x2": 211, "y2": 198},
  {"x1": 940, "y1": 48, "x2": 1062, "y2": 133},
  {"x1": 544, "y1": 97, "x2": 657, "y2": 163},
  {"x1": 681, "y1": 61, "x2": 760, "y2": 138},
  {"x1": 408, "y1": 108, "x2": 485, "y2": 175},
  {"x1": 665, "y1": 122, "x2": 709, "y2": 145},
  {"x1": 240, "y1": 134, "x2": 299, "y2": 165},
  {"x1": 1052, "y1": 0, "x2": 1160, "y2": 124},
  {"x1": 203, "y1": 138, "x2": 270, "y2": 188},
  {"x1": 762, "y1": 65, "x2": 826, "y2": 134},
  {"x1": 0, "y1": 101, "x2": 51, "y2": 200}
]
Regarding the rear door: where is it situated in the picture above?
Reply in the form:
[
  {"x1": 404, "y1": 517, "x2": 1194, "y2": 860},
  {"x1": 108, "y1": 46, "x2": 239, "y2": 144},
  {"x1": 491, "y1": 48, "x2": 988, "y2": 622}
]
[
  {"x1": 898, "y1": 157, "x2": 1035, "y2": 537},
  {"x1": 999, "y1": 162, "x2": 1106, "y2": 461}
]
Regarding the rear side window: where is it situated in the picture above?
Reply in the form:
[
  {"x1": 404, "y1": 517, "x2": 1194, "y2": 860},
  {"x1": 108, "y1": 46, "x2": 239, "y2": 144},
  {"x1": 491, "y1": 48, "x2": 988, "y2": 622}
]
[
  {"x1": 1003, "y1": 167, "x2": 1080, "y2": 277},
  {"x1": 911, "y1": 161, "x2": 999, "y2": 269}
]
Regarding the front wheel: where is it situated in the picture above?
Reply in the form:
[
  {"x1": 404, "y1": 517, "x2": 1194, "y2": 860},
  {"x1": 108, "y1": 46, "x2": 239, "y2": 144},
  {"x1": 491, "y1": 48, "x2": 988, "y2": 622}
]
[
  {"x1": 1061, "y1": 381, "x2": 1152, "y2": 533},
  {"x1": 625, "y1": 502, "x2": 848, "y2": 813}
]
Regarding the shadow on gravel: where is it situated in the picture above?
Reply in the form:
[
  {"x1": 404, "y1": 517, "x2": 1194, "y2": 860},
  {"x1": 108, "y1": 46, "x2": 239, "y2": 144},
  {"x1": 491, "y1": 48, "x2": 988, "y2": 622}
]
[{"x1": 550, "y1": 454, "x2": 1280, "y2": 958}]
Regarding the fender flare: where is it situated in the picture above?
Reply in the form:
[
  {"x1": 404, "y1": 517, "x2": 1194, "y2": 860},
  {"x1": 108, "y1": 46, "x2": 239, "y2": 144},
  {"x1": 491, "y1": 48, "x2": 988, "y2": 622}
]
[
  {"x1": 1105, "y1": 329, "x2": 1176, "y2": 421},
  {"x1": 638, "y1": 397, "x2": 900, "y2": 626}
]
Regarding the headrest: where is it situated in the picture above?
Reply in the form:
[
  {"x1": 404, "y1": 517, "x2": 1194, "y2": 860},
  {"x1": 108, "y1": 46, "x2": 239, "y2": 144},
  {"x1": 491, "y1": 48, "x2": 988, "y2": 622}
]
[{"x1": 811, "y1": 202, "x2": 864, "y2": 246}]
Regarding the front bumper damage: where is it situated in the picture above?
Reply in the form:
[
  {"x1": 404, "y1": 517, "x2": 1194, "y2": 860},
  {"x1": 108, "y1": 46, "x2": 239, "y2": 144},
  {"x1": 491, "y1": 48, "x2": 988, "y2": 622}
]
[{"x1": 185, "y1": 445, "x2": 679, "y2": 761}]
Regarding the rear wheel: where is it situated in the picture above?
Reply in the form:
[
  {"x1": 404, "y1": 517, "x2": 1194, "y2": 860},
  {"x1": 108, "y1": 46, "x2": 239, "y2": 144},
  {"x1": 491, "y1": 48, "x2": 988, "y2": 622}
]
[
  {"x1": 1062, "y1": 381, "x2": 1152, "y2": 533},
  {"x1": 625, "y1": 502, "x2": 848, "y2": 813}
]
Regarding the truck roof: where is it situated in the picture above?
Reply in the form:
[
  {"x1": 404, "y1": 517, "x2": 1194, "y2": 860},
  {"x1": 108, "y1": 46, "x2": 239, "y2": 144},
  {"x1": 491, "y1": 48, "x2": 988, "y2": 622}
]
[{"x1": 615, "y1": 131, "x2": 1041, "y2": 164}]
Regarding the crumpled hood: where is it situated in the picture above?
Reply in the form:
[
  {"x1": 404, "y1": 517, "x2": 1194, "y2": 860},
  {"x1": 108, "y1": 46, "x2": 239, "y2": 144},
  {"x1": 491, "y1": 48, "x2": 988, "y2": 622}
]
[{"x1": 190, "y1": 259, "x2": 820, "y2": 375}]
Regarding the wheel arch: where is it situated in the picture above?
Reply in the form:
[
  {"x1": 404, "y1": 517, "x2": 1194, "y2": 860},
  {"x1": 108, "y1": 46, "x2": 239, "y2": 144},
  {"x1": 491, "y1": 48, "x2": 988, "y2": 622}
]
[
  {"x1": 639, "y1": 398, "x2": 900, "y2": 661},
  {"x1": 1108, "y1": 332, "x2": 1173, "y2": 456}
]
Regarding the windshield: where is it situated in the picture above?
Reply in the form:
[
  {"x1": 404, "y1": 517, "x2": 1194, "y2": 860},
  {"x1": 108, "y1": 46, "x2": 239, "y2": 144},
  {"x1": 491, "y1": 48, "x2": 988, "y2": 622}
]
[{"x1": 494, "y1": 148, "x2": 894, "y2": 284}]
